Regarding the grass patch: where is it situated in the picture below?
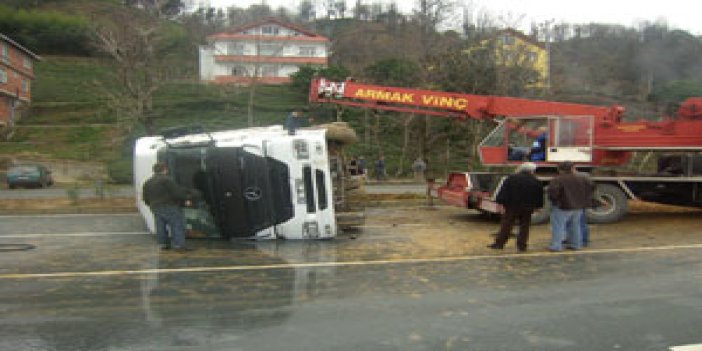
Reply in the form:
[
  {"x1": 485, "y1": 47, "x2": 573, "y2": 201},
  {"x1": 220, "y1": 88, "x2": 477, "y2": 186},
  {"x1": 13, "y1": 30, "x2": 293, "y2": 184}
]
[{"x1": 32, "y1": 56, "x2": 113, "y2": 104}]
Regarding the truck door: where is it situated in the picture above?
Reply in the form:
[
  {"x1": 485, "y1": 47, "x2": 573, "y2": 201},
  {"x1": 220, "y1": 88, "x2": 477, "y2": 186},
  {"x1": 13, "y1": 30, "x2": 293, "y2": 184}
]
[
  {"x1": 547, "y1": 115, "x2": 593, "y2": 163},
  {"x1": 266, "y1": 155, "x2": 294, "y2": 224},
  {"x1": 206, "y1": 147, "x2": 278, "y2": 238}
]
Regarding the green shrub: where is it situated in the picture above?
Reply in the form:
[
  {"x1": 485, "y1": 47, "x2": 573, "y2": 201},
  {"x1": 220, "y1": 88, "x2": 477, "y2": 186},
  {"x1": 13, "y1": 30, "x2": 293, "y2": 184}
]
[{"x1": 107, "y1": 158, "x2": 133, "y2": 184}]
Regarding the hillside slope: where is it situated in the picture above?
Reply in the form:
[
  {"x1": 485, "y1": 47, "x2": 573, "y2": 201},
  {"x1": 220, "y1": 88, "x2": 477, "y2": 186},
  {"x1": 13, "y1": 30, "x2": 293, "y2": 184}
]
[{"x1": 0, "y1": 56, "x2": 312, "y2": 182}]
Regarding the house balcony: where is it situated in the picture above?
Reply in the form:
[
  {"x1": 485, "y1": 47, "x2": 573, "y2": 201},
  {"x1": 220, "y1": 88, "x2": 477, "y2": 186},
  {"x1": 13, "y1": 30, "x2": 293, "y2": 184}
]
[
  {"x1": 214, "y1": 55, "x2": 328, "y2": 65},
  {"x1": 212, "y1": 76, "x2": 291, "y2": 85},
  {"x1": 208, "y1": 34, "x2": 329, "y2": 43}
]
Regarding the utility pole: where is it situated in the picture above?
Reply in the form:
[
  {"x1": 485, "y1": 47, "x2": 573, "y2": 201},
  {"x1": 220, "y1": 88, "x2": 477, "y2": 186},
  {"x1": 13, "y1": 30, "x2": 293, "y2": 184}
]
[{"x1": 540, "y1": 19, "x2": 554, "y2": 95}]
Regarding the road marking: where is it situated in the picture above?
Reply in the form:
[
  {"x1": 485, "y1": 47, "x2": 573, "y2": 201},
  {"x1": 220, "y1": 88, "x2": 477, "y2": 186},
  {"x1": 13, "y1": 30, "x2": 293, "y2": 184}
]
[
  {"x1": 671, "y1": 344, "x2": 702, "y2": 351},
  {"x1": 0, "y1": 231, "x2": 150, "y2": 238},
  {"x1": 2, "y1": 243, "x2": 702, "y2": 280},
  {"x1": 0, "y1": 213, "x2": 138, "y2": 219}
]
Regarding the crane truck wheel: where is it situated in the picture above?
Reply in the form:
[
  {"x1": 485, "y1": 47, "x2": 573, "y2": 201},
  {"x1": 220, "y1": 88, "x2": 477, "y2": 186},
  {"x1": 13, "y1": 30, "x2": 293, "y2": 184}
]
[
  {"x1": 586, "y1": 184, "x2": 628, "y2": 224},
  {"x1": 530, "y1": 195, "x2": 551, "y2": 225}
]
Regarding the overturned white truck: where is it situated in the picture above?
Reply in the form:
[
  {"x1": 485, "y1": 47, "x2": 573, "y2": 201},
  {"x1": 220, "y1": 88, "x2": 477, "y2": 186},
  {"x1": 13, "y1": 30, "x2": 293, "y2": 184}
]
[{"x1": 134, "y1": 125, "x2": 340, "y2": 240}]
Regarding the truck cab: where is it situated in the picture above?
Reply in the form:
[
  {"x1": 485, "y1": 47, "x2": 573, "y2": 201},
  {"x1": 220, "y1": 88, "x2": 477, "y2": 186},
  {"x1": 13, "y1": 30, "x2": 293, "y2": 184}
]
[{"x1": 134, "y1": 126, "x2": 337, "y2": 240}]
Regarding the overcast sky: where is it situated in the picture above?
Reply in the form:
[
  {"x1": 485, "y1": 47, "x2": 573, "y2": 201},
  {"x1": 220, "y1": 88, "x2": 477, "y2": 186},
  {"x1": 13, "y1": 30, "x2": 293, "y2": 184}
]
[{"x1": 209, "y1": 0, "x2": 702, "y2": 35}]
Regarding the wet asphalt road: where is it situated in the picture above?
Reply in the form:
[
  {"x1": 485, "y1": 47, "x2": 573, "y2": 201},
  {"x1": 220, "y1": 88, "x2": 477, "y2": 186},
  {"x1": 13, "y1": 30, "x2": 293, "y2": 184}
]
[{"x1": 1, "y1": 214, "x2": 701, "y2": 351}]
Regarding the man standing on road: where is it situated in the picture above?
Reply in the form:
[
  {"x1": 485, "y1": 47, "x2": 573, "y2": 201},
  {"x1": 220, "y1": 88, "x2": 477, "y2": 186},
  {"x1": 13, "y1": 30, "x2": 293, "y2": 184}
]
[
  {"x1": 566, "y1": 169, "x2": 601, "y2": 247},
  {"x1": 142, "y1": 162, "x2": 199, "y2": 252},
  {"x1": 547, "y1": 161, "x2": 595, "y2": 251},
  {"x1": 487, "y1": 162, "x2": 544, "y2": 252},
  {"x1": 374, "y1": 155, "x2": 386, "y2": 182},
  {"x1": 357, "y1": 156, "x2": 366, "y2": 179},
  {"x1": 412, "y1": 157, "x2": 427, "y2": 183}
]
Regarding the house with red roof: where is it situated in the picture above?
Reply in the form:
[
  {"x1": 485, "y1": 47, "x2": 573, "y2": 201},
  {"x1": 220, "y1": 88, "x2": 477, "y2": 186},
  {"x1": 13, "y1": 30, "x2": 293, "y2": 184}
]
[
  {"x1": 0, "y1": 33, "x2": 40, "y2": 136},
  {"x1": 199, "y1": 18, "x2": 329, "y2": 85}
]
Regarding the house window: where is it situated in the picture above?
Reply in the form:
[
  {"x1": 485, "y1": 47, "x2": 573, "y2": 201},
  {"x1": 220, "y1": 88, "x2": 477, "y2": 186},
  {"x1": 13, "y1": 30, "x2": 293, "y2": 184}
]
[
  {"x1": 1, "y1": 43, "x2": 8, "y2": 63},
  {"x1": 231, "y1": 66, "x2": 248, "y2": 76},
  {"x1": 261, "y1": 25, "x2": 279, "y2": 36},
  {"x1": 499, "y1": 35, "x2": 515, "y2": 45},
  {"x1": 0, "y1": 68, "x2": 7, "y2": 84},
  {"x1": 261, "y1": 65, "x2": 277, "y2": 77},
  {"x1": 526, "y1": 52, "x2": 537, "y2": 63},
  {"x1": 21, "y1": 79, "x2": 29, "y2": 93},
  {"x1": 23, "y1": 57, "x2": 32, "y2": 69},
  {"x1": 259, "y1": 43, "x2": 281, "y2": 56},
  {"x1": 298, "y1": 46, "x2": 316, "y2": 56},
  {"x1": 227, "y1": 43, "x2": 245, "y2": 55}
]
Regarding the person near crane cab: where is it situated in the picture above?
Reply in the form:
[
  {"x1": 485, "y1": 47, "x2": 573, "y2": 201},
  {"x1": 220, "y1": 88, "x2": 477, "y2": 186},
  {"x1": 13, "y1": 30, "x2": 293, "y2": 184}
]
[
  {"x1": 487, "y1": 162, "x2": 544, "y2": 252},
  {"x1": 529, "y1": 126, "x2": 548, "y2": 161}
]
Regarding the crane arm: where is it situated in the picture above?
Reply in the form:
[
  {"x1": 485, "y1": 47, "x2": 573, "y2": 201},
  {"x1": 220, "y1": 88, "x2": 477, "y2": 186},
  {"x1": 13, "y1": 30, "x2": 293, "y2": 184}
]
[
  {"x1": 309, "y1": 77, "x2": 702, "y2": 166},
  {"x1": 310, "y1": 78, "x2": 624, "y2": 123}
]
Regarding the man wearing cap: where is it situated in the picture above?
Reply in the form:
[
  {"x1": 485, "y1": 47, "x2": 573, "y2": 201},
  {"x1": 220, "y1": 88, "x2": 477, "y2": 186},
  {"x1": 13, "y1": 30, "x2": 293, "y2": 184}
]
[
  {"x1": 487, "y1": 162, "x2": 544, "y2": 252},
  {"x1": 547, "y1": 161, "x2": 595, "y2": 251}
]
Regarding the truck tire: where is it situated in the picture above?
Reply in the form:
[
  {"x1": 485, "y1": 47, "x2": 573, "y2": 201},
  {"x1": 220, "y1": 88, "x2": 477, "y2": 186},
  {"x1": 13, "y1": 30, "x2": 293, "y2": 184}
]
[
  {"x1": 530, "y1": 194, "x2": 551, "y2": 224},
  {"x1": 587, "y1": 184, "x2": 628, "y2": 224}
]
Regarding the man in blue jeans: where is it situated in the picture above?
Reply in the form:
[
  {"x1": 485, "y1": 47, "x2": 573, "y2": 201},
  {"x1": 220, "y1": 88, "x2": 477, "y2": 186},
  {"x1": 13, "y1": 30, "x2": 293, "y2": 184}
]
[
  {"x1": 565, "y1": 170, "x2": 602, "y2": 247},
  {"x1": 142, "y1": 162, "x2": 199, "y2": 252},
  {"x1": 547, "y1": 161, "x2": 595, "y2": 251}
]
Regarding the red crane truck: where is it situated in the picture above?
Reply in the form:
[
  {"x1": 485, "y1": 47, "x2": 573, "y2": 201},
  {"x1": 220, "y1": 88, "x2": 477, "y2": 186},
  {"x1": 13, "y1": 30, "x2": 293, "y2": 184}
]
[{"x1": 309, "y1": 77, "x2": 702, "y2": 223}]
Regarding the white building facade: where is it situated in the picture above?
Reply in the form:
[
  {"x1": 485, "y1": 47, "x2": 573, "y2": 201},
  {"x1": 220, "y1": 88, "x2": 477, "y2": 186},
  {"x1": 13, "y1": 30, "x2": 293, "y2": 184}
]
[{"x1": 199, "y1": 18, "x2": 329, "y2": 85}]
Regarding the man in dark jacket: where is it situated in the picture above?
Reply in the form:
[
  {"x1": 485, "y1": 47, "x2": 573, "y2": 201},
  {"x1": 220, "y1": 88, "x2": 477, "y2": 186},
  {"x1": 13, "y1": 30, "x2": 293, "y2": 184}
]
[
  {"x1": 547, "y1": 161, "x2": 595, "y2": 251},
  {"x1": 142, "y1": 162, "x2": 199, "y2": 252},
  {"x1": 284, "y1": 109, "x2": 302, "y2": 135},
  {"x1": 488, "y1": 162, "x2": 544, "y2": 252}
]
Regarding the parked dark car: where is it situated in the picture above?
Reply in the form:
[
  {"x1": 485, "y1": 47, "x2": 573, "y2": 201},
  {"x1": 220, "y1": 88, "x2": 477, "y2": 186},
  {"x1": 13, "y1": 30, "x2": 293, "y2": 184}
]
[{"x1": 6, "y1": 164, "x2": 54, "y2": 189}]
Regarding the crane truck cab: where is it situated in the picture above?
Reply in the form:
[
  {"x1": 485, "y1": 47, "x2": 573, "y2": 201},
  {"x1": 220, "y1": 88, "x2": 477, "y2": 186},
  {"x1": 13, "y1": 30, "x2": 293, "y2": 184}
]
[{"x1": 134, "y1": 126, "x2": 337, "y2": 240}]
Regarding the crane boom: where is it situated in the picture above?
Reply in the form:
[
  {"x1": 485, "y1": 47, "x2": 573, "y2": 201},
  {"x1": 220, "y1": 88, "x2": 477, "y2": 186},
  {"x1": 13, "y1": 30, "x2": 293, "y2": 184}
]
[
  {"x1": 309, "y1": 78, "x2": 702, "y2": 224},
  {"x1": 310, "y1": 78, "x2": 702, "y2": 167}
]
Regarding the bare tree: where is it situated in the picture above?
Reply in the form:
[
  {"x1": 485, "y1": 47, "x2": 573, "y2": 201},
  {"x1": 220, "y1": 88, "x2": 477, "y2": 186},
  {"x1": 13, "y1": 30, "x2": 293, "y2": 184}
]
[
  {"x1": 125, "y1": 0, "x2": 184, "y2": 19},
  {"x1": 298, "y1": 0, "x2": 315, "y2": 22},
  {"x1": 91, "y1": 10, "x2": 176, "y2": 134}
]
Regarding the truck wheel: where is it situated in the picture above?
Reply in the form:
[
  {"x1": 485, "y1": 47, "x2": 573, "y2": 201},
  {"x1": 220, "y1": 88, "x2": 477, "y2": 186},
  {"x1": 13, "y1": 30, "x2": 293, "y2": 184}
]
[
  {"x1": 587, "y1": 184, "x2": 628, "y2": 224},
  {"x1": 531, "y1": 195, "x2": 551, "y2": 225}
]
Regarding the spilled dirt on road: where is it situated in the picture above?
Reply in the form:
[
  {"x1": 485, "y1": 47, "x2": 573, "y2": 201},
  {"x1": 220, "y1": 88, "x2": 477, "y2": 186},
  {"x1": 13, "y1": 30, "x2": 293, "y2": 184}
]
[
  {"x1": 351, "y1": 200, "x2": 702, "y2": 258},
  {"x1": 0, "y1": 192, "x2": 699, "y2": 257}
]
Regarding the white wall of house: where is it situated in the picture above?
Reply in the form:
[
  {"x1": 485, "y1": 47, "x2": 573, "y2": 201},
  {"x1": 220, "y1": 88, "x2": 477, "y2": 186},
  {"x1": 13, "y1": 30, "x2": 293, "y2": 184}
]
[
  {"x1": 211, "y1": 40, "x2": 327, "y2": 58},
  {"x1": 200, "y1": 23, "x2": 328, "y2": 82},
  {"x1": 199, "y1": 45, "x2": 215, "y2": 81},
  {"x1": 200, "y1": 40, "x2": 327, "y2": 81}
]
